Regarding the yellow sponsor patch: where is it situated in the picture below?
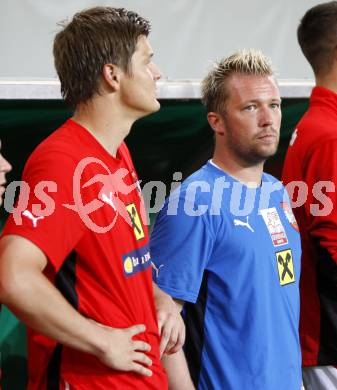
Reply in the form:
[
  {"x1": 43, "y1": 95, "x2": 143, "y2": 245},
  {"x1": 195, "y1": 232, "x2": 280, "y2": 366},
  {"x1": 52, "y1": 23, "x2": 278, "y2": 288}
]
[
  {"x1": 126, "y1": 203, "x2": 145, "y2": 241},
  {"x1": 276, "y1": 249, "x2": 295, "y2": 286}
]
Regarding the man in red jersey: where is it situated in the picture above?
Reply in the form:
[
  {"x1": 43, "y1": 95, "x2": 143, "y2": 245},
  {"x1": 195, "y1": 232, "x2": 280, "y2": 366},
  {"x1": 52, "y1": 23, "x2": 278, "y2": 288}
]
[
  {"x1": 282, "y1": 2, "x2": 337, "y2": 389},
  {"x1": 0, "y1": 7, "x2": 183, "y2": 389}
]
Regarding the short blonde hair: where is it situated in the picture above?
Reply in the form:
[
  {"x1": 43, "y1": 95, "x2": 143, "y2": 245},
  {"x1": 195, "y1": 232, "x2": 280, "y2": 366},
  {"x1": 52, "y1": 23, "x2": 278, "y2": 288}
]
[{"x1": 201, "y1": 49, "x2": 273, "y2": 113}]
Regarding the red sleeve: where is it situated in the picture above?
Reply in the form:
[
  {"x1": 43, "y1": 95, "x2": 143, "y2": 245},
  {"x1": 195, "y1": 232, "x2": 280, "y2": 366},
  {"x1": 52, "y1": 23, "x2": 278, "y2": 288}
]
[
  {"x1": 3, "y1": 150, "x2": 86, "y2": 272},
  {"x1": 304, "y1": 140, "x2": 337, "y2": 264}
]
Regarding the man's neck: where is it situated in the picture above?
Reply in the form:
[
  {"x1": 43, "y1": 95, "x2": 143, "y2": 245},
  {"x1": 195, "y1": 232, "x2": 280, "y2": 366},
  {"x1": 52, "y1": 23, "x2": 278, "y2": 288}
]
[
  {"x1": 72, "y1": 97, "x2": 134, "y2": 157},
  {"x1": 315, "y1": 69, "x2": 337, "y2": 95},
  {"x1": 212, "y1": 151, "x2": 264, "y2": 187}
]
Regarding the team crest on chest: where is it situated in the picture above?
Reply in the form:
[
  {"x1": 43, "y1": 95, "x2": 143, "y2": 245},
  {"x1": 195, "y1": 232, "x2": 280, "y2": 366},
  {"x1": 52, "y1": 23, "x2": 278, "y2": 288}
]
[
  {"x1": 280, "y1": 202, "x2": 299, "y2": 232},
  {"x1": 260, "y1": 207, "x2": 288, "y2": 247}
]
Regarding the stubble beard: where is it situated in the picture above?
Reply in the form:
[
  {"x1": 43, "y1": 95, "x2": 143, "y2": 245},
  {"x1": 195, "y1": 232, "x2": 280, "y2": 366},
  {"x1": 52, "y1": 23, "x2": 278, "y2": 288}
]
[{"x1": 226, "y1": 125, "x2": 280, "y2": 167}]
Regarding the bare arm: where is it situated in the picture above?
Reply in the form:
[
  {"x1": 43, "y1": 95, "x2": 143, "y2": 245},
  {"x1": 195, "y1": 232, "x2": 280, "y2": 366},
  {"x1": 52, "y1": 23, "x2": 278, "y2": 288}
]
[
  {"x1": 152, "y1": 289, "x2": 194, "y2": 389},
  {"x1": 162, "y1": 349, "x2": 195, "y2": 390},
  {"x1": 153, "y1": 283, "x2": 185, "y2": 356},
  {"x1": 158, "y1": 298, "x2": 195, "y2": 390},
  {"x1": 0, "y1": 235, "x2": 152, "y2": 376}
]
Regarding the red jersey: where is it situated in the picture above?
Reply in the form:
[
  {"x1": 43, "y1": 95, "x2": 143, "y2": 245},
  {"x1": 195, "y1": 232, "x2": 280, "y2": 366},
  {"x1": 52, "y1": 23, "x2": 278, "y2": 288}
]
[
  {"x1": 3, "y1": 119, "x2": 167, "y2": 389},
  {"x1": 282, "y1": 86, "x2": 337, "y2": 366}
]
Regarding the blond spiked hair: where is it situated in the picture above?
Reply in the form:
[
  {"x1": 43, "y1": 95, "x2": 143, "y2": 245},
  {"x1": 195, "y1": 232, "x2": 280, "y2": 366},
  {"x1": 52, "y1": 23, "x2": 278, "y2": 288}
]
[{"x1": 201, "y1": 49, "x2": 273, "y2": 113}]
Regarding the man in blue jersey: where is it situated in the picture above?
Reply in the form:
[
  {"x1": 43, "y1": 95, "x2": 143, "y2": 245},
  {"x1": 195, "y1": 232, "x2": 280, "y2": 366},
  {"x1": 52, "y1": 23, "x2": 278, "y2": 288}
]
[{"x1": 151, "y1": 50, "x2": 302, "y2": 389}]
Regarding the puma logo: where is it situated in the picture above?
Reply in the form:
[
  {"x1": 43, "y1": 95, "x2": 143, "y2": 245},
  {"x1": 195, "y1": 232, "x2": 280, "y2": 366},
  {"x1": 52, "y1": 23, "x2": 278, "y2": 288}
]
[
  {"x1": 151, "y1": 262, "x2": 164, "y2": 278},
  {"x1": 22, "y1": 210, "x2": 45, "y2": 228},
  {"x1": 100, "y1": 192, "x2": 117, "y2": 211},
  {"x1": 233, "y1": 216, "x2": 254, "y2": 232}
]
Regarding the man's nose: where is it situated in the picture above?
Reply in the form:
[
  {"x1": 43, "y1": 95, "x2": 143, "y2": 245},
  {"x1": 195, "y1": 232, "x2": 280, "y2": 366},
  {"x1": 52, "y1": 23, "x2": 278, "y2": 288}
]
[
  {"x1": 0, "y1": 156, "x2": 12, "y2": 174},
  {"x1": 258, "y1": 106, "x2": 274, "y2": 127},
  {"x1": 150, "y1": 62, "x2": 162, "y2": 81}
]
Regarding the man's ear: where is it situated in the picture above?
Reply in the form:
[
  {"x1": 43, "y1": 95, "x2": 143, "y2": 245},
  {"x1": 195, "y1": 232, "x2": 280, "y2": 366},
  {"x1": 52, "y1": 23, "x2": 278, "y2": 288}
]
[
  {"x1": 102, "y1": 63, "x2": 122, "y2": 92},
  {"x1": 207, "y1": 112, "x2": 225, "y2": 136}
]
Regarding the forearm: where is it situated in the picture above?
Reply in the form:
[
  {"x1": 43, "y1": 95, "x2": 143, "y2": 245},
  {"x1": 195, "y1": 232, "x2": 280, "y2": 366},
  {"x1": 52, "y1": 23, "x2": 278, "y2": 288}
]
[
  {"x1": 152, "y1": 282, "x2": 185, "y2": 355},
  {"x1": 162, "y1": 349, "x2": 195, "y2": 390},
  {"x1": 0, "y1": 262, "x2": 104, "y2": 357},
  {"x1": 153, "y1": 286, "x2": 192, "y2": 387},
  {"x1": 153, "y1": 282, "x2": 172, "y2": 304},
  {"x1": 0, "y1": 236, "x2": 152, "y2": 375},
  {"x1": 0, "y1": 236, "x2": 104, "y2": 357},
  {"x1": 153, "y1": 282, "x2": 184, "y2": 312}
]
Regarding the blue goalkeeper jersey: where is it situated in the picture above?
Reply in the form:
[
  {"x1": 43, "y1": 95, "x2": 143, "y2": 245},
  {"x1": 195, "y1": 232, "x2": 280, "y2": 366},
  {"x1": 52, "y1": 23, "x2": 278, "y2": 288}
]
[{"x1": 151, "y1": 161, "x2": 301, "y2": 390}]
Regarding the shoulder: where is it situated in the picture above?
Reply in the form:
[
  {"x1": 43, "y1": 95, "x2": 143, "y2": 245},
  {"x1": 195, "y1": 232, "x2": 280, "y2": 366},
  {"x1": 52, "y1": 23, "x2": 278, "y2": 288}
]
[
  {"x1": 297, "y1": 101, "x2": 337, "y2": 146},
  {"x1": 263, "y1": 173, "x2": 283, "y2": 186},
  {"x1": 22, "y1": 121, "x2": 92, "y2": 184},
  {"x1": 262, "y1": 173, "x2": 288, "y2": 201},
  {"x1": 28, "y1": 121, "x2": 82, "y2": 162},
  {"x1": 178, "y1": 163, "x2": 222, "y2": 203}
]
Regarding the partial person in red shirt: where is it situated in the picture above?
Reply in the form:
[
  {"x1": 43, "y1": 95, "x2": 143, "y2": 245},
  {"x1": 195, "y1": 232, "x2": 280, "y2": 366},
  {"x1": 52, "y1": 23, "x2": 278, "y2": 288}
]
[
  {"x1": 0, "y1": 7, "x2": 183, "y2": 390},
  {"x1": 282, "y1": 2, "x2": 337, "y2": 389},
  {"x1": 0, "y1": 144, "x2": 11, "y2": 388}
]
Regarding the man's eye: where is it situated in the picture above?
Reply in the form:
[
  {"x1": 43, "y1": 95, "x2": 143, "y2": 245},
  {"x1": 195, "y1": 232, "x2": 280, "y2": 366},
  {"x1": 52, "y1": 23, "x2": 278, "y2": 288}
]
[
  {"x1": 270, "y1": 103, "x2": 280, "y2": 109},
  {"x1": 244, "y1": 105, "x2": 256, "y2": 111}
]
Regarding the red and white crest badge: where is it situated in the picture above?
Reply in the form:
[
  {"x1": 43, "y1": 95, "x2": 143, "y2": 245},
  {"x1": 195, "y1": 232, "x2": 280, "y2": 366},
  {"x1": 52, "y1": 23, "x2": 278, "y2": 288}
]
[
  {"x1": 280, "y1": 202, "x2": 299, "y2": 232},
  {"x1": 260, "y1": 207, "x2": 289, "y2": 247}
]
